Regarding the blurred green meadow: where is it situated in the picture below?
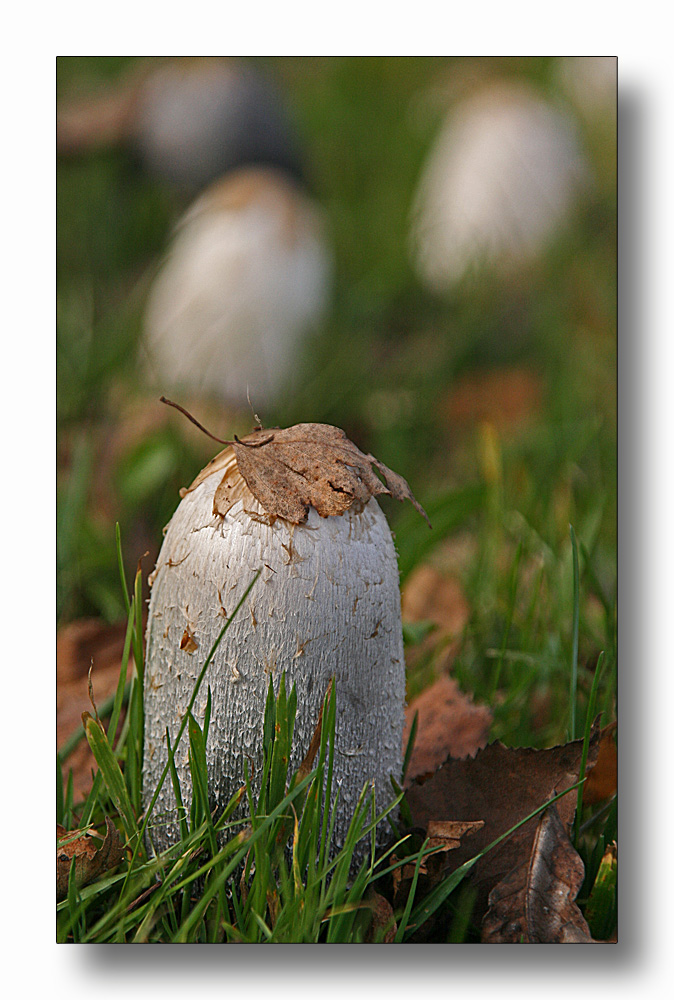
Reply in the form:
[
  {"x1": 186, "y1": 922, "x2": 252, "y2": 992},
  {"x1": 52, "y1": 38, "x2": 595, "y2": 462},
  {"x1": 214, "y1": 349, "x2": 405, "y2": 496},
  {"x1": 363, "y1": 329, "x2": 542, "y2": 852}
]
[{"x1": 57, "y1": 56, "x2": 616, "y2": 751}]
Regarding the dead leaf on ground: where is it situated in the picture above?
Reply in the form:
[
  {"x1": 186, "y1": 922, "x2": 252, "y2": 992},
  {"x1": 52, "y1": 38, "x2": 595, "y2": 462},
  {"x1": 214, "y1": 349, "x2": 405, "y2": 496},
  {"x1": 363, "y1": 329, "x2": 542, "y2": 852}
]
[
  {"x1": 57, "y1": 618, "x2": 137, "y2": 803},
  {"x1": 403, "y1": 675, "x2": 492, "y2": 783},
  {"x1": 441, "y1": 367, "x2": 543, "y2": 433},
  {"x1": 392, "y1": 821, "x2": 484, "y2": 901},
  {"x1": 405, "y1": 721, "x2": 601, "y2": 923},
  {"x1": 57, "y1": 618, "x2": 129, "y2": 686},
  {"x1": 426, "y1": 819, "x2": 486, "y2": 852},
  {"x1": 402, "y1": 565, "x2": 470, "y2": 637},
  {"x1": 364, "y1": 890, "x2": 397, "y2": 943},
  {"x1": 481, "y1": 804, "x2": 593, "y2": 943},
  {"x1": 402, "y1": 565, "x2": 471, "y2": 673},
  {"x1": 57, "y1": 817, "x2": 124, "y2": 902},
  {"x1": 584, "y1": 723, "x2": 617, "y2": 805},
  {"x1": 182, "y1": 423, "x2": 430, "y2": 526}
]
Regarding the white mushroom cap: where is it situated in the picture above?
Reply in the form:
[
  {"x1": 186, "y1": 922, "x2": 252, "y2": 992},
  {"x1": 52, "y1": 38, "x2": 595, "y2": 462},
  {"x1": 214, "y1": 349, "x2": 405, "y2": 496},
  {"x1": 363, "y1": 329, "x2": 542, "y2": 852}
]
[
  {"x1": 141, "y1": 167, "x2": 332, "y2": 409},
  {"x1": 409, "y1": 82, "x2": 590, "y2": 292},
  {"x1": 143, "y1": 447, "x2": 405, "y2": 858}
]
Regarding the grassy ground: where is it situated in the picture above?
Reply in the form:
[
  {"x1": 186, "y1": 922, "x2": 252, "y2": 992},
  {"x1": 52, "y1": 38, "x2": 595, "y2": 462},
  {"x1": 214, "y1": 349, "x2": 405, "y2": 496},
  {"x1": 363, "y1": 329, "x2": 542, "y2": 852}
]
[{"x1": 57, "y1": 56, "x2": 616, "y2": 942}]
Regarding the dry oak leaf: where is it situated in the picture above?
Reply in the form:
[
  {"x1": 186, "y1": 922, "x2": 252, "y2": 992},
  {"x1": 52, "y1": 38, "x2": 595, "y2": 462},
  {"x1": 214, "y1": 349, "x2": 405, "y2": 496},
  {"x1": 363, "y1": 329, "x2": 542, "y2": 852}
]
[
  {"x1": 481, "y1": 803, "x2": 593, "y2": 943},
  {"x1": 181, "y1": 423, "x2": 430, "y2": 526},
  {"x1": 403, "y1": 675, "x2": 492, "y2": 783},
  {"x1": 57, "y1": 817, "x2": 124, "y2": 902},
  {"x1": 405, "y1": 721, "x2": 601, "y2": 923}
]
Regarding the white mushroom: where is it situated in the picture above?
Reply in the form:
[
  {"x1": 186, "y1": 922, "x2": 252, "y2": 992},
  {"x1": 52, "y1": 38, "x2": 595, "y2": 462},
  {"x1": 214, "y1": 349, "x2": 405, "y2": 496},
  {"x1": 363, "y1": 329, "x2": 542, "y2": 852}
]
[
  {"x1": 142, "y1": 422, "x2": 428, "y2": 859},
  {"x1": 141, "y1": 166, "x2": 332, "y2": 410},
  {"x1": 57, "y1": 57, "x2": 303, "y2": 192},
  {"x1": 409, "y1": 81, "x2": 590, "y2": 292},
  {"x1": 130, "y1": 57, "x2": 302, "y2": 192}
]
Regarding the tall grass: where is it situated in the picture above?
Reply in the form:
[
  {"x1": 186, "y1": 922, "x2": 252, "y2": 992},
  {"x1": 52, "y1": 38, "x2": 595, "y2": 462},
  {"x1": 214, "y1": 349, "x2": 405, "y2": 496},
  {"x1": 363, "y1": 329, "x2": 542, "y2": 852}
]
[{"x1": 57, "y1": 528, "x2": 617, "y2": 942}]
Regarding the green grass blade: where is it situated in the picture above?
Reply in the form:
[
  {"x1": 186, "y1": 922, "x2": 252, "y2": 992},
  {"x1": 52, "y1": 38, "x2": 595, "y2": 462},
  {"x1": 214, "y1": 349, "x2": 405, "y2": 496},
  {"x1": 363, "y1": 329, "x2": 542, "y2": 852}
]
[
  {"x1": 165, "y1": 729, "x2": 189, "y2": 844},
  {"x1": 584, "y1": 843, "x2": 617, "y2": 940},
  {"x1": 574, "y1": 651, "x2": 607, "y2": 845},
  {"x1": 79, "y1": 769, "x2": 104, "y2": 828},
  {"x1": 57, "y1": 752, "x2": 65, "y2": 826},
  {"x1": 63, "y1": 767, "x2": 74, "y2": 828},
  {"x1": 129, "y1": 567, "x2": 145, "y2": 782},
  {"x1": 203, "y1": 686, "x2": 212, "y2": 742},
  {"x1": 401, "y1": 710, "x2": 418, "y2": 787},
  {"x1": 175, "y1": 772, "x2": 315, "y2": 941},
  {"x1": 82, "y1": 712, "x2": 137, "y2": 843},
  {"x1": 115, "y1": 522, "x2": 131, "y2": 617},
  {"x1": 58, "y1": 682, "x2": 131, "y2": 762},
  {"x1": 569, "y1": 524, "x2": 581, "y2": 740},
  {"x1": 490, "y1": 538, "x2": 522, "y2": 699},
  {"x1": 394, "y1": 838, "x2": 428, "y2": 941},
  {"x1": 106, "y1": 599, "x2": 135, "y2": 749}
]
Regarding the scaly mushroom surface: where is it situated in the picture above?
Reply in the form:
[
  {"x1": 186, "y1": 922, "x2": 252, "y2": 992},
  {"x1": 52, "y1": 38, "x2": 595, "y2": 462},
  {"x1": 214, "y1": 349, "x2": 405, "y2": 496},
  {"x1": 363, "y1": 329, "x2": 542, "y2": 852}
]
[{"x1": 142, "y1": 427, "x2": 424, "y2": 858}]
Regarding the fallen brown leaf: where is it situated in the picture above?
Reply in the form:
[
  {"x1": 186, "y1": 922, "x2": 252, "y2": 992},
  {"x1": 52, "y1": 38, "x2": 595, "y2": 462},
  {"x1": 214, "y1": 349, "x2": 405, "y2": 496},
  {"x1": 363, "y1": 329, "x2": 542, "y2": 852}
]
[
  {"x1": 57, "y1": 817, "x2": 124, "y2": 902},
  {"x1": 182, "y1": 423, "x2": 430, "y2": 526},
  {"x1": 57, "y1": 618, "x2": 129, "y2": 686},
  {"x1": 584, "y1": 722, "x2": 617, "y2": 805},
  {"x1": 364, "y1": 890, "x2": 397, "y2": 943},
  {"x1": 427, "y1": 819, "x2": 486, "y2": 852},
  {"x1": 481, "y1": 804, "x2": 593, "y2": 943},
  {"x1": 57, "y1": 618, "x2": 137, "y2": 803},
  {"x1": 405, "y1": 722, "x2": 601, "y2": 923},
  {"x1": 403, "y1": 675, "x2": 492, "y2": 783},
  {"x1": 392, "y1": 820, "x2": 484, "y2": 902},
  {"x1": 441, "y1": 367, "x2": 543, "y2": 433},
  {"x1": 401, "y1": 565, "x2": 470, "y2": 636}
]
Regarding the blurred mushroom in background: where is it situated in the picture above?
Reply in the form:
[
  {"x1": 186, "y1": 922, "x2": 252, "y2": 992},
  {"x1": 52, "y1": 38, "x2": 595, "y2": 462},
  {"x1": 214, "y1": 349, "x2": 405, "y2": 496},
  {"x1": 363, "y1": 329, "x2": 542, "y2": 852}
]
[
  {"x1": 59, "y1": 57, "x2": 334, "y2": 413},
  {"x1": 408, "y1": 79, "x2": 590, "y2": 294},
  {"x1": 57, "y1": 56, "x2": 304, "y2": 192},
  {"x1": 553, "y1": 56, "x2": 617, "y2": 127},
  {"x1": 140, "y1": 165, "x2": 332, "y2": 411}
]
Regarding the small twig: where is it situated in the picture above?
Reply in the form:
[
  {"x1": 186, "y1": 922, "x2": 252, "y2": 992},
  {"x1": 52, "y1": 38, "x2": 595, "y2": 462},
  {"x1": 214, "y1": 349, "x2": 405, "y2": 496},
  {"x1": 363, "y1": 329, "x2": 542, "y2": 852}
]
[
  {"x1": 125, "y1": 881, "x2": 161, "y2": 914},
  {"x1": 160, "y1": 396, "x2": 231, "y2": 445}
]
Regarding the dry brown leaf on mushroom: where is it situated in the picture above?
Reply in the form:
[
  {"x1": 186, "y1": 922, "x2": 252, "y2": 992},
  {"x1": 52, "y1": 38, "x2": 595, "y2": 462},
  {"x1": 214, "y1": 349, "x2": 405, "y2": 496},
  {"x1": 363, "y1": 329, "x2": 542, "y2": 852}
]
[{"x1": 179, "y1": 421, "x2": 431, "y2": 526}]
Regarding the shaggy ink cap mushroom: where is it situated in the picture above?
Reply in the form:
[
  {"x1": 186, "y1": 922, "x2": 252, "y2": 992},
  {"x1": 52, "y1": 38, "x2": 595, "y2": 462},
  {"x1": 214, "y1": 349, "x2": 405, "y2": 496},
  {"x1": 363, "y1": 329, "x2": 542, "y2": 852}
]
[{"x1": 142, "y1": 412, "x2": 429, "y2": 861}]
